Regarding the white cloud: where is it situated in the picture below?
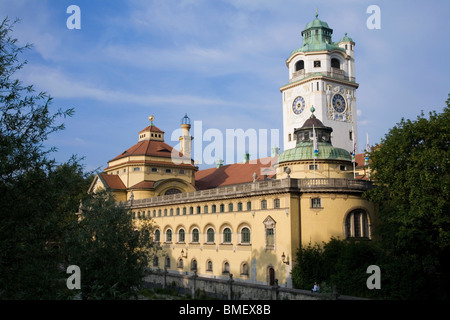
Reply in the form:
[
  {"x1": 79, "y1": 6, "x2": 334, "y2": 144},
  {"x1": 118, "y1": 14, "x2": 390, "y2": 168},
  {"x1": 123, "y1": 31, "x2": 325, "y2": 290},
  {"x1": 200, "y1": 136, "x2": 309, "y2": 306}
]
[{"x1": 19, "y1": 65, "x2": 237, "y2": 107}]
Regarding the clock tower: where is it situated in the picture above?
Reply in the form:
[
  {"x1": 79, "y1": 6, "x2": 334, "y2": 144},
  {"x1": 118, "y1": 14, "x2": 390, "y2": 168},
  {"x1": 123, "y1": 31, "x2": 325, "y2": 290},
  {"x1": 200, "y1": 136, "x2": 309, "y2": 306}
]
[{"x1": 280, "y1": 11, "x2": 359, "y2": 153}]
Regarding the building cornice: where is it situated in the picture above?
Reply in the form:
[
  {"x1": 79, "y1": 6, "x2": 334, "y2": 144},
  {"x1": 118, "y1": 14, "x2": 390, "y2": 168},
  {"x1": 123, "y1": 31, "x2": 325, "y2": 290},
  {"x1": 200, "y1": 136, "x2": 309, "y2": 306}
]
[
  {"x1": 280, "y1": 73, "x2": 359, "y2": 92},
  {"x1": 121, "y1": 178, "x2": 372, "y2": 209}
]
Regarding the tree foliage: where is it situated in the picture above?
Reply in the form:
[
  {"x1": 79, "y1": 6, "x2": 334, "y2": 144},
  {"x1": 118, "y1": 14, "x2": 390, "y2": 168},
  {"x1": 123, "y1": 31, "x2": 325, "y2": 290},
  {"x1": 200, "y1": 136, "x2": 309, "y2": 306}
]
[
  {"x1": 64, "y1": 191, "x2": 156, "y2": 299},
  {"x1": 292, "y1": 97, "x2": 450, "y2": 299},
  {"x1": 0, "y1": 18, "x2": 156, "y2": 299},
  {"x1": 367, "y1": 98, "x2": 450, "y2": 279}
]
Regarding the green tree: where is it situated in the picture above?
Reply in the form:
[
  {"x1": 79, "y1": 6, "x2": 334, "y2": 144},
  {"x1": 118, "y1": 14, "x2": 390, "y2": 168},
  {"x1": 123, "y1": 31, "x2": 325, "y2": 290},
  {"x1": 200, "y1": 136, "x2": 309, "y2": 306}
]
[
  {"x1": 64, "y1": 190, "x2": 156, "y2": 299},
  {"x1": 366, "y1": 97, "x2": 450, "y2": 298},
  {"x1": 0, "y1": 17, "x2": 84, "y2": 299}
]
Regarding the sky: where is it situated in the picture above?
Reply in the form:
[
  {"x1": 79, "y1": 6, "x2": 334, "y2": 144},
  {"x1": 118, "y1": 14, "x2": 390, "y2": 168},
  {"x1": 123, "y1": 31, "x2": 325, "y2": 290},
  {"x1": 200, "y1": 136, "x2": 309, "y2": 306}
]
[{"x1": 1, "y1": 0, "x2": 449, "y2": 172}]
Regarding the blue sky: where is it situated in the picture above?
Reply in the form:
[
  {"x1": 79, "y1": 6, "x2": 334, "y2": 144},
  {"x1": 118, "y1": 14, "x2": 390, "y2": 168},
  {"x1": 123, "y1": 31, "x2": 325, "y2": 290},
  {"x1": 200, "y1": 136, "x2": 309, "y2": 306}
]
[{"x1": 1, "y1": 0, "x2": 449, "y2": 172}]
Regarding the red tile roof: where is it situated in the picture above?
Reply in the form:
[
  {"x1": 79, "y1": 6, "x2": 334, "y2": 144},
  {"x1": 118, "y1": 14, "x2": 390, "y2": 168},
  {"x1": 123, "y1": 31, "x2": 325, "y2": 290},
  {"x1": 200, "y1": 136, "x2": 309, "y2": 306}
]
[
  {"x1": 139, "y1": 125, "x2": 164, "y2": 134},
  {"x1": 109, "y1": 139, "x2": 187, "y2": 162},
  {"x1": 195, "y1": 156, "x2": 278, "y2": 190},
  {"x1": 130, "y1": 180, "x2": 155, "y2": 189},
  {"x1": 99, "y1": 173, "x2": 126, "y2": 190},
  {"x1": 354, "y1": 152, "x2": 372, "y2": 169}
]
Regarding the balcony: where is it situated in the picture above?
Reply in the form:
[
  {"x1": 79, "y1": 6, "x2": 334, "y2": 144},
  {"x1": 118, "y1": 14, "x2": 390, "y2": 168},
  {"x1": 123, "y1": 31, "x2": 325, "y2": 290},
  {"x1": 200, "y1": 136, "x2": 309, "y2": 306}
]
[
  {"x1": 290, "y1": 68, "x2": 355, "y2": 83},
  {"x1": 120, "y1": 178, "x2": 372, "y2": 209}
]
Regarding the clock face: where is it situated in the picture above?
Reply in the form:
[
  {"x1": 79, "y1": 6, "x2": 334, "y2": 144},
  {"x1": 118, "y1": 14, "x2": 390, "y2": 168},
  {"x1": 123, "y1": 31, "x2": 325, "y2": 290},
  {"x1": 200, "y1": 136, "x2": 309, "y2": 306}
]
[
  {"x1": 332, "y1": 94, "x2": 346, "y2": 113},
  {"x1": 292, "y1": 96, "x2": 305, "y2": 115}
]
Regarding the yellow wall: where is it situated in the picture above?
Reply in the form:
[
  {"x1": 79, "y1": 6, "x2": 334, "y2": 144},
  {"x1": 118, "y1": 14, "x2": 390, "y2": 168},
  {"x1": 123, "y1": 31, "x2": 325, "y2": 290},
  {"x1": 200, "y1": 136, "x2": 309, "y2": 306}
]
[
  {"x1": 128, "y1": 188, "x2": 374, "y2": 287},
  {"x1": 277, "y1": 160, "x2": 354, "y2": 179}
]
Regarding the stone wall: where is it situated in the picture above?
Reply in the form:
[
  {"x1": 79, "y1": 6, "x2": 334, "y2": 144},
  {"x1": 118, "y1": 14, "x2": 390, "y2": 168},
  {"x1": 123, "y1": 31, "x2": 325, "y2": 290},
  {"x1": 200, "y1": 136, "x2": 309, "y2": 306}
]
[{"x1": 142, "y1": 270, "x2": 343, "y2": 300}]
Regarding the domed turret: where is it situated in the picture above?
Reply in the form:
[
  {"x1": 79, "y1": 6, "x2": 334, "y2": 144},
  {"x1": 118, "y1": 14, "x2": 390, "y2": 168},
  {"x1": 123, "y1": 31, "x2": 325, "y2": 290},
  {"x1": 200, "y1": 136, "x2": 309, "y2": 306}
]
[{"x1": 277, "y1": 108, "x2": 353, "y2": 179}]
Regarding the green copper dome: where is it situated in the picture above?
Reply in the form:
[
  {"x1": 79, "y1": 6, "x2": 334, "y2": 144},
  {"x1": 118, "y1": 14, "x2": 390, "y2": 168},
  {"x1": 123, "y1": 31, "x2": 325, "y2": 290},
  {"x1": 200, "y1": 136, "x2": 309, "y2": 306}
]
[
  {"x1": 339, "y1": 32, "x2": 354, "y2": 43},
  {"x1": 305, "y1": 16, "x2": 330, "y2": 29},
  {"x1": 279, "y1": 141, "x2": 351, "y2": 163},
  {"x1": 278, "y1": 111, "x2": 352, "y2": 163},
  {"x1": 289, "y1": 12, "x2": 344, "y2": 55}
]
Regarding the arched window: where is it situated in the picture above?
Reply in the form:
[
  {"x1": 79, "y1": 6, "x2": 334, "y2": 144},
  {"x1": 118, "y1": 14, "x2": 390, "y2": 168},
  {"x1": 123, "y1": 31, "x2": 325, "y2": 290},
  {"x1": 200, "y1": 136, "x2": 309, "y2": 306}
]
[
  {"x1": 295, "y1": 60, "x2": 304, "y2": 71},
  {"x1": 153, "y1": 256, "x2": 159, "y2": 267},
  {"x1": 154, "y1": 229, "x2": 160, "y2": 242},
  {"x1": 191, "y1": 259, "x2": 197, "y2": 271},
  {"x1": 166, "y1": 229, "x2": 172, "y2": 242},
  {"x1": 206, "y1": 260, "x2": 213, "y2": 272},
  {"x1": 223, "y1": 261, "x2": 230, "y2": 274},
  {"x1": 345, "y1": 209, "x2": 370, "y2": 238},
  {"x1": 165, "y1": 256, "x2": 171, "y2": 268},
  {"x1": 177, "y1": 258, "x2": 183, "y2": 269},
  {"x1": 241, "y1": 227, "x2": 251, "y2": 244},
  {"x1": 165, "y1": 188, "x2": 181, "y2": 195},
  {"x1": 178, "y1": 229, "x2": 185, "y2": 243},
  {"x1": 206, "y1": 228, "x2": 215, "y2": 243},
  {"x1": 241, "y1": 262, "x2": 249, "y2": 276},
  {"x1": 331, "y1": 58, "x2": 340, "y2": 69},
  {"x1": 223, "y1": 228, "x2": 232, "y2": 243},
  {"x1": 192, "y1": 228, "x2": 199, "y2": 243}
]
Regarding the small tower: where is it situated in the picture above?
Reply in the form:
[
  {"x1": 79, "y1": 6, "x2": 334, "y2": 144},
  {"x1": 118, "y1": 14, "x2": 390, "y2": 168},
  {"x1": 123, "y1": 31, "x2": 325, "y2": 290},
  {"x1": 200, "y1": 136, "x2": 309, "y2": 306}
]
[{"x1": 179, "y1": 113, "x2": 193, "y2": 161}]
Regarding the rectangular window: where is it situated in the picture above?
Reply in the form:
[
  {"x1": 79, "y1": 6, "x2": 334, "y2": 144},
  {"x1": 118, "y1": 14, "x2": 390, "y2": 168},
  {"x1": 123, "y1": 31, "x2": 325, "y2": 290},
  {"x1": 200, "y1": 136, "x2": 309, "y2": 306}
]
[
  {"x1": 179, "y1": 169, "x2": 185, "y2": 174},
  {"x1": 165, "y1": 169, "x2": 172, "y2": 173},
  {"x1": 261, "y1": 200, "x2": 267, "y2": 210},
  {"x1": 246, "y1": 201, "x2": 252, "y2": 211},
  {"x1": 309, "y1": 164, "x2": 318, "y2": 170},
  {"x1": 274, "y1": 199, "x2": 280, "y2": 208},
  {"x1": 228, "y1": 203, "x2": 233, "y2": 212},
  {"x1": 314, "y1": 60, "x2": 321, "y2": 68},
  {"x1": 340, "y1": 165, "x2": 347, "y2": 171},
  {"x1": 237, "y1": 202, "x2": 243, "y2": 211},
  {"x1": 133, "y1": 167, "x2": 140, "y2": 172},
  {"x1": 151, "y1": 168, "x2": 158, "y2": 172},
  {"x1": 311, "y1": 198, "x2": 321, "y2": 208},
  {"x1": 266, "y1": 228, "x2": 274, "y2": 247}
]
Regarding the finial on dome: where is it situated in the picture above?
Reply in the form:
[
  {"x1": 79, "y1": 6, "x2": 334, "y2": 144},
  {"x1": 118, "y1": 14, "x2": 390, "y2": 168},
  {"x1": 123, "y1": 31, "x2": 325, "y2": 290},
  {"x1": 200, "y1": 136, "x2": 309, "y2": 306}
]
[
  {"x1": 315, "y1": 8, "x2": 318, "y2": 18},
  {"x1": 148, "y1": 115, "x2": 154, "y2": 126},
  {"x1": 310, "y1": 106, "x2": 316, "y2": 115}
]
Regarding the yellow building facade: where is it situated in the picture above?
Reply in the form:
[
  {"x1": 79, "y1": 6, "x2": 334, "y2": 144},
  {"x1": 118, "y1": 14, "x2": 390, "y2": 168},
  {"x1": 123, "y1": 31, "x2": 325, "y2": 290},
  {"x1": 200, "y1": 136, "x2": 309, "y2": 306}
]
[{"x1": 88, "y1": 15, "x2": 376, "y2": 288}]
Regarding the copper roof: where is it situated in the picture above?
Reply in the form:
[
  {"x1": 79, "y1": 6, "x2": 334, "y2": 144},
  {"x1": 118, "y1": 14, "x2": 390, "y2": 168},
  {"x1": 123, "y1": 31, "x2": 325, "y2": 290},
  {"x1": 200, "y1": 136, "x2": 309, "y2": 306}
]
[{"x1": 195, "y1": 156, "x2": 277, "y2": 190}]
